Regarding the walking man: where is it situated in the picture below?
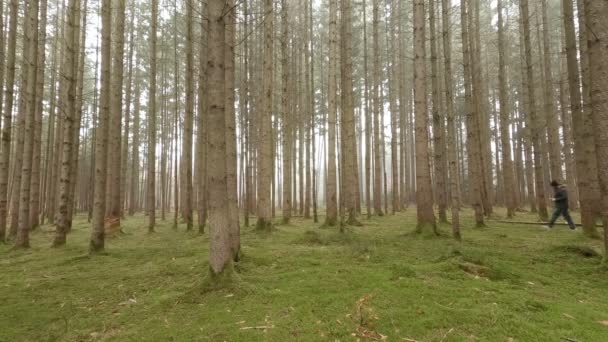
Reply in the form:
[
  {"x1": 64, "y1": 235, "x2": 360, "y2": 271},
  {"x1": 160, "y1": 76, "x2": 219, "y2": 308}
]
[{"x1": 544, "y1": 180, "x2": 577, "y2": 230}]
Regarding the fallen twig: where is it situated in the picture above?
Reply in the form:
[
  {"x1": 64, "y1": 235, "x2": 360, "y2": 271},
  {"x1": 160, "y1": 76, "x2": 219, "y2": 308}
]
[
  {"x1": 239, "y1": 325, "x2": 274, "y2": 330},
  {"x1": 560, "y1": 337, "x2": 579, "y2": 342}
]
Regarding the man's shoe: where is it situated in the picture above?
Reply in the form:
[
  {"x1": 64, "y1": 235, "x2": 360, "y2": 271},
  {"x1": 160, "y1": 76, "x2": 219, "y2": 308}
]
[{"x1": 542, "y1": 225, "x2": 552, "y2": 230}]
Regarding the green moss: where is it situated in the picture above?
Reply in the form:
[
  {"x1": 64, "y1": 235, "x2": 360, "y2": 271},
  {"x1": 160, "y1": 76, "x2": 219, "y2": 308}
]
[{"x1": 1, "y1": 209, "x2": 607, "y2": 341}]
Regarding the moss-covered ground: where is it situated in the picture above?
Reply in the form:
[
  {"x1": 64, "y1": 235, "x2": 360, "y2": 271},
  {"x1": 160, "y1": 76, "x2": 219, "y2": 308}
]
[{"x1": 1, "y1": 208, "x2": 607, "y2": 341}]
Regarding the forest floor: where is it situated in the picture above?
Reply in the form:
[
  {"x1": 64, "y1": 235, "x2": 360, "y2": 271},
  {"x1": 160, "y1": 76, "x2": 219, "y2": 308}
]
[{"x1": 2, "y1": 208, "x2": 608, "y2": 341}]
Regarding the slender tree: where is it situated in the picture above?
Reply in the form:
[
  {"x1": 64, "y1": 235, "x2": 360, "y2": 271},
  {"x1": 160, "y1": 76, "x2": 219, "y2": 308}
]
[
  {"x1": 584, "y1": 0, "x2": 608, "y2": 259},
  {"x1": 413, "y1": 0, "x2": 436, "y2": 232},
  {"x1": 90, "y1": 0, "x2": 112, "y2": 252},
  {"x1": 442, "y1": 0, "x2": 460, "y2": 239},
  {"x1": 498, "y1": 0, "x2": 516, "y2": 218},
  {"x1": 0, "y1": 0, "x2": 20, "y2": 242},
  {"x1": 281, "y1": 0, "x2": 292, "y2": 225},
  {"x1": 15, "y1": 0, "x2": 40, "y2": 248},
  {"x1": 147, "y1": 0, "x2": 159, "y2": 233},
  {"x1": 256, "y1": 0, "x2": 273, "y2": 231},
  {"x1": 325, "y1": 0, "x2": 339, "y2": 227},
  {"x1": 207, "y1": 0, "x2": 232, "y2": 278}
]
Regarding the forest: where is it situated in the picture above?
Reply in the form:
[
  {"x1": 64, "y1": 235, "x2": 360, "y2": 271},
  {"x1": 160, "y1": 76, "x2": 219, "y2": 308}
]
[{"x1": 1, "y1": 0, "x2": 608, "y2": 340}]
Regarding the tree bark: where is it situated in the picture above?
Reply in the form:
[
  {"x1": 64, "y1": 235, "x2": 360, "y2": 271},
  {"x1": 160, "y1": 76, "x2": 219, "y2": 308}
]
[
  {"x1": 90, "y1": 0, "x2": 112, "y2": 252},
  {"x1": 207, "y1": 0, "x2": 232, "y2": 277},
  {"x1": 497, "y1": 0, "x2": 516, "y2": 218},
  {"x1": 442, "y1": 0, "x2": 460, "y2": 239},
  {"x1": 413, "y1": 0, "x2": 436, "y2": 232},
  {"x1": 562, "y1": 0, "x2": 600, "y2": 236},
  {"x1": 584, "y1": 0, "x2": 608, "y2": 258}
]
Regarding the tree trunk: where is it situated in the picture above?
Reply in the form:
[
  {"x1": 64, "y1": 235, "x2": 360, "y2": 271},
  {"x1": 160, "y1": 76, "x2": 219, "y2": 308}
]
[
  {"x1": 461, "y1": 0, "x2": 484, "y2": 227},
  {"x1": 372, "y1": 0, "x2": 383, "y2": 217},
  {"x1": 29, "y1": 0, "x2": 48, "y2": 231},
  {"x1": 583, "y1": 0, "x2": 608, "y2": 260},
  {"x1": 340, "y1": 0, "x2": 360, "y2": 226},
  {"x1": 256, "y1": 0, "x2": 273, "y2": 231},
  {"x1": 147, "y1": 0, "x2": 158, "y2": 232},
  {"x1": 521, "y1": 0, "x2": 548, "y2": 221},
  {"x1": 442, "y1": 0, "x2": 460, "y2": 239},
  {"x1": 413, "y1": 0, "x2": 436, "y2": 232},
  {"x1": 207, "y1": 0, "x2": 232, "y2": 278},
  {"x1": 497, "y1": 0, "x2": 516, "y2": 218},
  {"x1": 90, "y1": 0, "x2": 112, "y2": 252},
  {"x1": 0, "y1": 0, "x2": 19, "y2": 242},
  {"x1": 281, "y1": 0, "x2": 292, "y2": 225},
  {"x1": 562, "y1": 0, "x2": 600, "y2": 236},
  {"x1": 430, "y1": 0, "x2": 446, "y2": 222},
  {"x1": 15, "y1": 0, "x2": 40, "y2": 248},
  {"x1": 225, "y1": 0, "x2": 240, "y2": 260}
]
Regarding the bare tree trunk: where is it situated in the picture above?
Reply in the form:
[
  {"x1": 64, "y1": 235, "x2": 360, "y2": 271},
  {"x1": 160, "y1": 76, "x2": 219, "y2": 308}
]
[
  {"x1": 208, "y1": 0, "x2": 232, "y2": 278},
  {"x1": 196, "y1": 0, "x2": 208, "y2": 232},
  {"x1": 559, "y1": 30, "x2": 578, "y2": 210},
  {"x1": 497, "y1": 0, "x2": 516, "y2": 218},
  {"x1": 90, "y1": 0, "x2": 112, "y2": 252},
  {"x1": 372, "y1": 0, "x2": 383, "y2": 217},
  {"x1": 0, "y1": 0, "x2": 18, "y2": 241},
  {"x1": 413, "y1": 0, "x2": 436, "y2": 232},
  {"x1": 521, "y1": 0, "x2": 548, "y2": 221},
  {"x1": 281, "y1": 0, "x2": 292, "y2": 225},
  {"x1": 147, "y1": 0, "x2": 158, "y2": 232},
  {"x1": 325, "y1": 0, "x2": 338, "y2": 227},
  {"x1": 225, "y1": 0, "x2": 240, "y2": 260},
  {"x1": 129, "y1": 74, "x2": 141, "y2": 216},
  {"x1": 461, "y1": 0, "x2": 484, "y2": 227},
  {"x1": 256, "y1": 0, "x2": 273, "y2": 231},
  {"x1": 29, "y1": 0, "x2": 48, "y2": 231},
  {"x1": 15, "y1": 0, "x2": 40, "y2": 248},
  {"x1": 562, "y1": 0, "x2": 599, "y2": 236},
  {"x1": 584, "y1": 0, "x2": 608, "y2": 260},
  {"x1": 442, "y1": 0, "x2": 460, "y2": 239},
  {"x1": 430, "y1": 0, "x2": 446, "y2": 222},
  {"x1": 340, "y1": 0, "x2": 360, "y2": 226}
]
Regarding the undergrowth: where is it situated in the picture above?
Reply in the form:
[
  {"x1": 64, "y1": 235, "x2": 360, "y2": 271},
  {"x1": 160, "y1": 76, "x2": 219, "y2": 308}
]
[{"x1": 1, "y1": 209, "x2": 607, "y2": 341}]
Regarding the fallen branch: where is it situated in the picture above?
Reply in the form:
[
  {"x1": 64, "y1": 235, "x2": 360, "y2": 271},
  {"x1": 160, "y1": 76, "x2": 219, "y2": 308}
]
[
  {"x1": 239, "y1": 325, "x2": 274, "y2": 330},
  {"x1": 491, "y1": 220, "x2": 602, "y2": 228},
  {"x1": 560, "y1": 337, "x2": 579, "y2": 342}
]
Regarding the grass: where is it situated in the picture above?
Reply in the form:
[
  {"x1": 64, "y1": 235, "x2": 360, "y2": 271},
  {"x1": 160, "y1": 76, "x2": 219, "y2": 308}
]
[{"x1": 1, "y1": 208, "x2": 608, "y2": 341}]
